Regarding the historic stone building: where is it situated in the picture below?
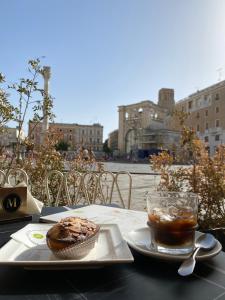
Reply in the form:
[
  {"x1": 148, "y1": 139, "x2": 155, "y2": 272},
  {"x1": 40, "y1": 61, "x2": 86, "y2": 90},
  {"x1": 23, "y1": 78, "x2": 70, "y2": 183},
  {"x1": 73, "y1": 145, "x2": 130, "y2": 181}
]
[
  {"x1": 118, "y1": 89, "x2": 180, "y2": 157},
  {"x1": 28, "y1": 121, "x2": 103, "y2": 152},
  {"x1": 117, "y1": 80, "x2": 225, "y2": 157}
]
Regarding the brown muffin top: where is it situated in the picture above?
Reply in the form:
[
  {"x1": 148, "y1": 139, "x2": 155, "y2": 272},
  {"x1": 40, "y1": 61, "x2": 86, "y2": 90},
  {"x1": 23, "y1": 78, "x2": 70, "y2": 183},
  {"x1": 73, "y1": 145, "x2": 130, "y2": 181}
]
[{"x1": 47, "y1": 217, "x2": 98, "y2": 244}]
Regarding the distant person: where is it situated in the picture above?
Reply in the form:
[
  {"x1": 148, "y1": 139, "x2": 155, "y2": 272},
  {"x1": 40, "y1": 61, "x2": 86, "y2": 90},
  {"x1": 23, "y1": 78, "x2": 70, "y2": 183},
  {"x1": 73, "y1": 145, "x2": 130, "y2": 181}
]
[
  {"x1": 83, "y1": 148, "x2": 89, "y2": 161},
  {"x1": 88, "y1": 147, "x2": 95, "y2": 160}
]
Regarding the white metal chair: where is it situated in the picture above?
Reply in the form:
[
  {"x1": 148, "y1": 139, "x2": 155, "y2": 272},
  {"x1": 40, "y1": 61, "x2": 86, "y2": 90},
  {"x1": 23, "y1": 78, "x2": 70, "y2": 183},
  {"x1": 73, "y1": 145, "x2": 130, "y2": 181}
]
[
  {"x1": 65, "y1": 170, "x2": 132, "y2": 209},
  {"x1": 0, "y1": 168, "x2": 133, "y2": 210}
]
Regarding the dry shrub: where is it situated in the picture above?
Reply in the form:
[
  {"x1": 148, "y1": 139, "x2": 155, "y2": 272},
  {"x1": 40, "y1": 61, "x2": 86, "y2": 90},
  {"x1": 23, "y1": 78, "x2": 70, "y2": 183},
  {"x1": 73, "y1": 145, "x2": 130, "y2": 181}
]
[{"x1": 22, "y1": 129, "x2": 64, "y2": 205}]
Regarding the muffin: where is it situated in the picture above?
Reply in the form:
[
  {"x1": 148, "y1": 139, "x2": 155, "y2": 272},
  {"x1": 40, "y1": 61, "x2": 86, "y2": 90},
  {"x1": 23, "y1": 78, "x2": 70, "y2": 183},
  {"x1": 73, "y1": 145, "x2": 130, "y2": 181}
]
[{"x1": 46, "y1": 217, "x2": 100, "y2": 259}]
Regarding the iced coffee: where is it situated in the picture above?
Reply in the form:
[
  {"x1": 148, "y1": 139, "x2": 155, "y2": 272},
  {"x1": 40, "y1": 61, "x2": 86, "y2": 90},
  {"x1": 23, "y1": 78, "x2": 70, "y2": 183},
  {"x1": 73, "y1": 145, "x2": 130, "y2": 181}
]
[{"x1": 146, "y1": 192, "x2": 198, "y2": 254}]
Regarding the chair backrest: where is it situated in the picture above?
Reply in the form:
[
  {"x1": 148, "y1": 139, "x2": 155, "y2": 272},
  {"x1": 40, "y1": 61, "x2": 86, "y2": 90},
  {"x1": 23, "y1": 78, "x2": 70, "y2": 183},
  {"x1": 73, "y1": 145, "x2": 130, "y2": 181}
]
[
  {"x1": 45, "y1": 170, "x2": 65, "y2": 206},
  {"x1": 65, "y1": 171, "x2": 90, "y2": 206},
  {"x1": 96, "y1": 171, "x2": 115, "y2": 205},
  {"x1": 0, "y1": 168, "x2": 133, "y2": 209},
  {"x1": 114, "y1": 171, "x2": 132, "y2": 209},
  {"x1": 68, "y1": 170, "x2": 133, "y2": 209},
  {"x1": 82, "y1": 171, "x2": 99, "y2": 204},
  {"x1": 0, "y1": 168, "x2": 29, "y2": 186}
]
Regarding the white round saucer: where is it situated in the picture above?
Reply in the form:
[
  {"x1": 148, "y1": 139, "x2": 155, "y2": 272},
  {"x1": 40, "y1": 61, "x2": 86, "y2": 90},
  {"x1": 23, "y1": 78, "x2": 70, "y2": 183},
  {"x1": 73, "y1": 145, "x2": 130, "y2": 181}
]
[{"x1": 125, "y1": 227, "x2": 222, "y2": 261}]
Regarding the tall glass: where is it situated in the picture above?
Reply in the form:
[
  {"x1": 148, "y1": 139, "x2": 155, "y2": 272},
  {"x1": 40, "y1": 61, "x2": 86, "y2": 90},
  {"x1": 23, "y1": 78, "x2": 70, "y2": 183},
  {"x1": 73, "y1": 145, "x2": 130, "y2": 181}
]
[{"x1": 146, "y1": 191, "x2": 198, "y2": 254}]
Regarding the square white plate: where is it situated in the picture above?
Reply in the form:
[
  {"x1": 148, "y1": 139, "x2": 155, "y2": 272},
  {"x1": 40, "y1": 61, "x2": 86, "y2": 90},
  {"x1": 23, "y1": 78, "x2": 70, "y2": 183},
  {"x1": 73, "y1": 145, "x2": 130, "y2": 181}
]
[{"x1": 0, "y1": 224, "x2": 134, "y2": 269}]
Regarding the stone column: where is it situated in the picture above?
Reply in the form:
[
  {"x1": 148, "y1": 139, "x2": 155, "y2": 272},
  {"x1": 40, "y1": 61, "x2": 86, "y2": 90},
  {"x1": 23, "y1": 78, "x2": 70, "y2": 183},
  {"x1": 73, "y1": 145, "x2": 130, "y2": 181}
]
[
  {"x1": 41, "y1": 66, "x2": 51, "y2": 144},
  {"x1": 118, "y1": 106, "x2": 126, "y2": 154}
]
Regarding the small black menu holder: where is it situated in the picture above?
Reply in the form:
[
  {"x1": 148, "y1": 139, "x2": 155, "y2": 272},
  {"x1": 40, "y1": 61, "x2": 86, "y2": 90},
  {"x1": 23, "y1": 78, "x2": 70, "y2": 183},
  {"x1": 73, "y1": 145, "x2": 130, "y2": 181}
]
[{"x1": 0, "y1": 186, "x2": 32, "y2": 224}]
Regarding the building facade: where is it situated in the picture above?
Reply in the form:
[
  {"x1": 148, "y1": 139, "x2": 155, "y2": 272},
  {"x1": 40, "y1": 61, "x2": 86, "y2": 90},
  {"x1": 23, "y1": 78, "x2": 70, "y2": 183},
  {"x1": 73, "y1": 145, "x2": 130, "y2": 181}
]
[
  {"x1": 0, "y1": 127, "x2": 25, "y2": 150},
  {"x1": 28, "y1": 121, "x2": 103, "y2": 152},
  {"x1": 173, "y1": 80, "x2": 225, "y2": 155},
  {"x1": 118, "y1": 89, "x2": 179, "y2": 156}
]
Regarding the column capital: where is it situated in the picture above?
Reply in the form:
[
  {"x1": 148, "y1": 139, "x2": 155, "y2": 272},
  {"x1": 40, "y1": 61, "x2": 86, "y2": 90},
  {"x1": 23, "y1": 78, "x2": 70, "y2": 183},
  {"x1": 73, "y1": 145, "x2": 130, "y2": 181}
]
[{"x1": 42, "y1": 66, "x2": 51, "y2": 80}]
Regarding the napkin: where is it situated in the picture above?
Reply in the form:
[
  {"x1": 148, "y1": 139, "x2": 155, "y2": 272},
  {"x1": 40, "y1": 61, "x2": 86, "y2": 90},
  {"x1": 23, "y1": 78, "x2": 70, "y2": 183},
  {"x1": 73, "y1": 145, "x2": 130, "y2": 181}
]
[
  {"x1": 3, "y1": 181, "x2": 43, "y2": 214},
  {"x1": 10, "y1": 223, "x2": 51, "y2": 248}
]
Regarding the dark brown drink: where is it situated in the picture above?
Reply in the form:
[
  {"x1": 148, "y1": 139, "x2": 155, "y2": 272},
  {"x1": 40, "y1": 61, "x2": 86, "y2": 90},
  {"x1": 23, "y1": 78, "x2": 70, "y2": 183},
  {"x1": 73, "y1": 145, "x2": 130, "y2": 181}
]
[{"x1": 148, "y1": 211, "x2": 197, "y2": 250}]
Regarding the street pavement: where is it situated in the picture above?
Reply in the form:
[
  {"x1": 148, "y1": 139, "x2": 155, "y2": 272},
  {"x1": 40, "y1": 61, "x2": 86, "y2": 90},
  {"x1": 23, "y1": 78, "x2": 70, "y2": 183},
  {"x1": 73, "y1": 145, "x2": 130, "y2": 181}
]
[{"x1": 102, "y1": 162, "x2": 156, "y2": 174}]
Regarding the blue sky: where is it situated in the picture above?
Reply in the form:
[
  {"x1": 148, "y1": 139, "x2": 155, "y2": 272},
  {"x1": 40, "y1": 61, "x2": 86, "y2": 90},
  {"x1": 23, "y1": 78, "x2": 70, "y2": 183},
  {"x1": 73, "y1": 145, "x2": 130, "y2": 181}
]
[{"x1": 1, "y1": 0, "x2": 225, "y2": 140}]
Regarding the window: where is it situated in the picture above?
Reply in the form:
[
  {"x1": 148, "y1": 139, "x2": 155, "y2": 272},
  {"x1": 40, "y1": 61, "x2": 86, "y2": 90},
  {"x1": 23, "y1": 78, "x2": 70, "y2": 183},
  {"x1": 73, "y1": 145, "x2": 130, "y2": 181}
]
[
  {"x1": 215, "y1": 93, "x2": 219, "y2": 100},
  {"x1": 69, "y1": 135, "x2": 72, "y2": 141},
  {"x1": 205, "y1": 123, "x2": 208, "y2": 130},
  {"x1": 205, "y1": 136, "x2": 209, "y2": 143},
  {"x1": 216, "y1": 119, "x2": 220, "y2": 127},
  {"x1": 97, "y1": 130, "x2": 100, "y2": 135},
  {"x1": 188, "y1": 101, "x2": 192, "y2": 109},
  {"x1": 60, "y1": 129, "x2": 62, "y2": 132},
  {"x1": 90, "y1": 130, "x2": 92, "y2": 135},
  {"x1": 197, "y1": 124, "x2": 200, "y2": 132},
  {"x1": 195, "y1": 98, "x2": 198, "y2": 107},
  {"x1": 82, "y1": 130, "x2": 85, "y2": 134},
  {"x1": 90, "y1": 138, "x2": 92, "y2": 142},
  {"x1": 205, "y1": 110, "x2": 208, "y2": 117},
  {"x1": 216, "y1": 107, "x2": 219, "y2": 113},
  {"x1": 215, "y1": 135, "x2": 220, "y2": 141},
  {"x1": 97, "y1": 138, "x2": 100, "y2": 143},
  {"x1": 196, "y1": 112, "x2": 200, "y2": 119},
  {"x1": 204, "y1": 95, "x2": 208, "y2": 101},
  {"x1": 70, "y1": 129, "x2": 72, "y2": 132}
]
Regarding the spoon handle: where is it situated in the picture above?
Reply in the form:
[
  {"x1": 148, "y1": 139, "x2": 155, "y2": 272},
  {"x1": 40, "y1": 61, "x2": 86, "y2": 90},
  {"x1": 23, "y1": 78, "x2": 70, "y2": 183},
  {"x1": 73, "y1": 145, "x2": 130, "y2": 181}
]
[{"x1": 178, "y1": 247, "x2": 200, "y2": 276}]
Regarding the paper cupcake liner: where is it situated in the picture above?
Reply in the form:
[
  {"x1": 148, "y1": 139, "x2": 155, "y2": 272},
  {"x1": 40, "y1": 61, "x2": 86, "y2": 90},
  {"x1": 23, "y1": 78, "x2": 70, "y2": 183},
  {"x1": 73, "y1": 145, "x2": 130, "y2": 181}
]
[{"x1": 50, "y1": 227, "x2": 100, "y2": 259}]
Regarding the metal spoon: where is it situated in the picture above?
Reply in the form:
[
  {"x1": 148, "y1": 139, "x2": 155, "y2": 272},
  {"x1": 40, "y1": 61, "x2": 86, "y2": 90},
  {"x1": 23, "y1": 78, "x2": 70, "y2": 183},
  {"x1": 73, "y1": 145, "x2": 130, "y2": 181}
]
[{"x1": 178, "y1": 233, "x2": 217, "y2": 276}]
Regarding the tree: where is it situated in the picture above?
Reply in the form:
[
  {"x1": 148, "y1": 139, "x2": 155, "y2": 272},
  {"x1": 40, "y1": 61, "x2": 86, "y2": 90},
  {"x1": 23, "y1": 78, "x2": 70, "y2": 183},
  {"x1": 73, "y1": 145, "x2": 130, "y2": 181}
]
[
  {"x1": 55, "y1": 140, "x2": 69, "y2": 151},
  {"x1": 0, "y1": 73, "x2": 18, "y2": 134},
  {"x1": 0, "y1": 58, "x2": 55, "y2": 167},
  {"x1": 103, "y1": 139, "x2": 112, "y2": 155}
]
